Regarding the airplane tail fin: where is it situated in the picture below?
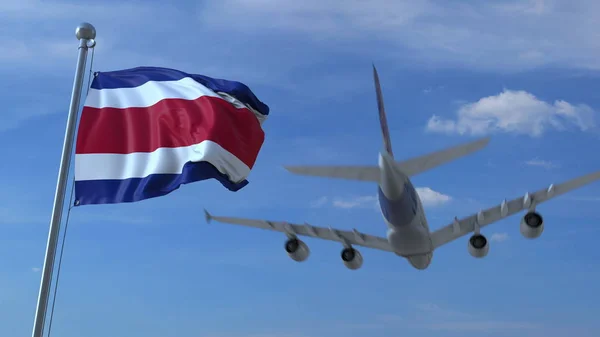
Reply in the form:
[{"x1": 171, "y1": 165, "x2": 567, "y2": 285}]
[
  {"x1": 282, "y1": 65, "x2": 491, "y2": 182},
  {"x1": 373, "y1": 65, "x2": 394, "y2": 158}
]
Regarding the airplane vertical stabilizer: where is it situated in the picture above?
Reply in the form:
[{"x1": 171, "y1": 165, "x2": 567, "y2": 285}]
[{"x1": 373, "y1": 65, "x2": 393, "y2": 158}]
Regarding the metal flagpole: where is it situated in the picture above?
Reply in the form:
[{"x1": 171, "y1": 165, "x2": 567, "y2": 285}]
[{"x1": 31, "y1": 22, "x2": 96, "y2": 337}]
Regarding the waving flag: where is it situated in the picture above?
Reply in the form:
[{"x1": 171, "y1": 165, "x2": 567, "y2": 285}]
[{"x1": 73, "y1": 66, "x2": 269, "y2": 206}]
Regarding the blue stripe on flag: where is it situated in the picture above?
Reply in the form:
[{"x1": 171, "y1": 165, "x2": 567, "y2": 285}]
[
  {"x1": 74, "y1": 161, "x2": 249, "y2": 206},
  {"x1": 90, "y1": 66, "x2": 269, "y2": 116}
]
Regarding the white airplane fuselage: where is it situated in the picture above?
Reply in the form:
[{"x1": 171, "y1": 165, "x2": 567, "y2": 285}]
[{"x1": 377, "y1": 151, "x2": 434, "y2": 269}]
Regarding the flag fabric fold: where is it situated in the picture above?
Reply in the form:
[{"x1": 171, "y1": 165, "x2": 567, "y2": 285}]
[{"x1": 74, "y1": 66, "x2": 269, "y2": 206}]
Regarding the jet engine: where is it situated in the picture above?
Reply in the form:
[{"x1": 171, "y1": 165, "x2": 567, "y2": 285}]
[
  {"x1": 520, "y1": 211, "x2": 544, "y2": 239},
  {"x1": 341, "y1": 247, "x2": 363, "y2": 270},
  {"x1": 468, "y1": 234, "x2": 489, "y2": 258},
  {"x1": 285, "y1": 238, "x2": 310, "y2": 262}
]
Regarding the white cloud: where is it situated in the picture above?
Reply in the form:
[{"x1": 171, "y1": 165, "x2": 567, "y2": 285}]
[
  {"x1": 427, "y1": 320, "x2": 539, "y2": 332},
  {"x1": 491, "y1": 232, "x2": 509, "y2": 242},
  {"x1": 0, "y1": 1, "x2": 180, "y2": 66},
  {"x1": 308, "y1": 195, "x2": 377, "y2": 210},
  {"x1": 309, "y1": 196, "x2": 329, "y2": 208},
  {"x1": 332, "y1": 196, "x2": 378, "y2": 209},
  {"x1": 312, "y1": 187, "x2": 451, "y2": 209},
  {"x1": 4, "y1": 1, "x2": 600, "y2": 79},
  {"x1": 525, "y1": 158, "x2": 558, "y2": 169},
  {"x1": 31, "y1": 267, "x2": 40, "y2": 272},
  {"x1": 415, "y1": 187, "x2": 452, "y2": 207},
  {"x1": 0, "y1": 1, "x2": 196, "y2": 133},
  {"x1": 426, "y1": 89, "x2": 596, "y2": 136},
  {"x1": 199, "y1": 0, "x2": 600, "y2": 71},
  {"x1": 415, "y1": 303, "x2": 443, "y2": 312},
  {"x1": 411, "y1": 302, "x2": 539, "y2": 332},
  {"x1": 0, "y1": 1, "x2": 272, "y2": 83},
  {"x1": 0, "y1": 0, "x2": 312, "y2": 85},
  {"x1": 1, "y1": 0, "x2": 331, "y2": 133},
  {"x1": 422, "y1": 86, "x2": 444, "y2": 94},
  {"x1": 569, "y1": 196, "x2": 600, "y2": 202},
  {"x1": 4, "y1": 0, "x2": 600, "y2": 133}
]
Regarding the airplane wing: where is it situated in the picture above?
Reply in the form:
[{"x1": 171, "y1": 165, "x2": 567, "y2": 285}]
[
  {"x1": 430, "y1": 170, "x2": 600, "y2": 249},
  {"x1": 283, "y1": 137, "x2": 490, "y2": 182},
  {"x1": 204, "y1": 210, "x2": 395, "y2": 252}
]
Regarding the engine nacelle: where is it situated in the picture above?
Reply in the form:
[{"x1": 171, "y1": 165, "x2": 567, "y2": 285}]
[
  {"x1": 468, "y1": 234, "x2": 489, "y2": 258},
  {"x1": 341, "y1": 247, "x2": 363, "y2": 270},
  {"x1": 520, "y1": 211, "x2": 544, "y2": 239},
  {"x1": 285, "y1": 238, "x2": 310, "y2": 262}
]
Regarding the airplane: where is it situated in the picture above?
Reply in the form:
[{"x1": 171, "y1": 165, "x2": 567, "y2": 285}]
[{"x1": 204, "y1": 65, "x2": 600, "y2": 271}]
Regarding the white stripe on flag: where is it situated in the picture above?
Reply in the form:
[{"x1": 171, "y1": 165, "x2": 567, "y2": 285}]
[
  {"x1": 84, "y1": 77, "x2": 222, "y2": 109},
  {"x1": 74, "y1": 140, "x2": 250, "y2": 182}
]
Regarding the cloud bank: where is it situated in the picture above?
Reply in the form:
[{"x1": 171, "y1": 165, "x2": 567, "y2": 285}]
[{"x1": 427, "y1": 89, "x2": 596, "y2": 136}]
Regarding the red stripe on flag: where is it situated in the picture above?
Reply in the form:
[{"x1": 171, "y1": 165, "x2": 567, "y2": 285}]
[{"x1": 75, "y1": 95, "x2": 265, "y2": 168}]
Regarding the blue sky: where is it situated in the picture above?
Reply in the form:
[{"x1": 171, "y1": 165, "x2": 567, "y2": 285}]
[{"x1": 2, "y1": 0, "x2": 600, "y2": 336}]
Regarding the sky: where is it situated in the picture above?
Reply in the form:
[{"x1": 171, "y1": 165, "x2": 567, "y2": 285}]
[{"x1": 1, "y1": 0, "x2": 600, "y2": 336}]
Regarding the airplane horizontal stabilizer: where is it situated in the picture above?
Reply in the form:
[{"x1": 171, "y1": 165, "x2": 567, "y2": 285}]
[{"x1": 396, "y1": 137, "x2": 490, "y2": 177}]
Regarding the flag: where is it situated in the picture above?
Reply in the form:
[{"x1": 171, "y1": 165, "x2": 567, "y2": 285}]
[{"x1": 73, "y1": 66, "x2": 270, "y2": 206}]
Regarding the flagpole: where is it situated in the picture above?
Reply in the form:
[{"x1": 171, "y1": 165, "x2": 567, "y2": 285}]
[{"x1": 31, "y1": 22, "x2": 96, "y2": 337}]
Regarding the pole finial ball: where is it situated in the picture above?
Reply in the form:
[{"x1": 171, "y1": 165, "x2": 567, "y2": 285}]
[{"x1": 76, "y1": 23, "x2": 96, "y2": 40}]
